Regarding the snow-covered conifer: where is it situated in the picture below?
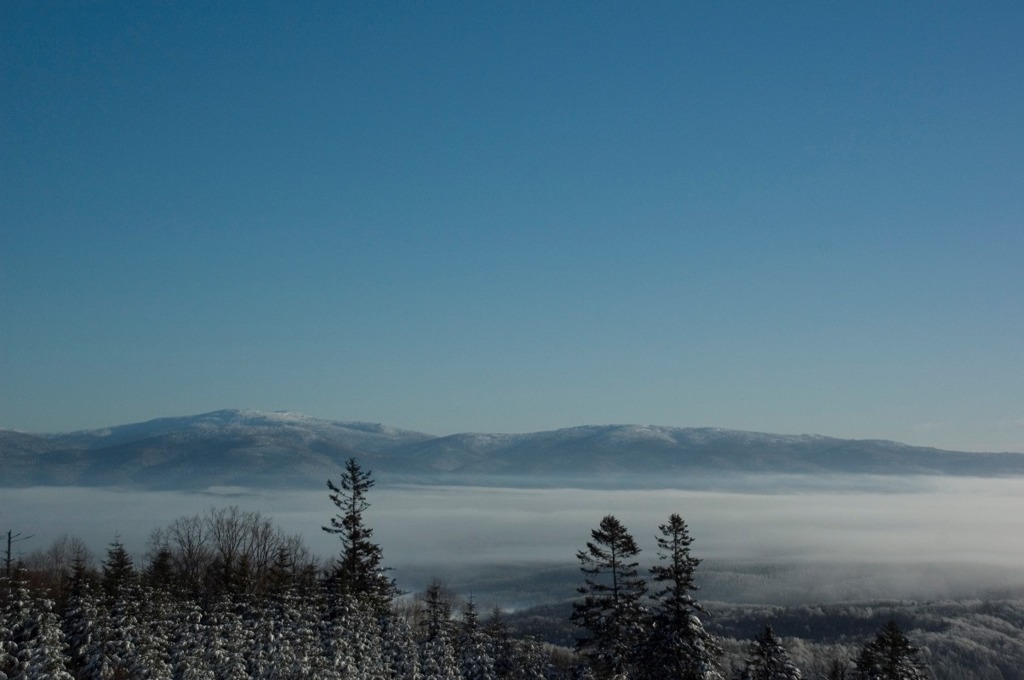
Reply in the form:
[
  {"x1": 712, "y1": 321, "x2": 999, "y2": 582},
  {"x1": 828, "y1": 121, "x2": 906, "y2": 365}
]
[
  {"x1": 323, "y1": 592, "x2": 385, "y2": 679},
  {"x1": 273, "y1": 585, "x2": 328, "y2": 679},
  {"x1": 456, "y1": 598, "x2": 497, "y2": 680},
  {"x1": 131, "y1": 586, "x2": 174, "y2": 680},
  {"x1": 419, "y1": 632, "x2": 460, "y2": 680},
  {"x1": 168, "y1": 603, "x2": 215, "y2": 680},
  {"x1": 738, "y1": 625, "x2": 802, "y2": 680},
  {"x1": 379, "y1": 610, "x2": 420, "y2": 680},
  {"x1": 507, "y1": 638, "x2": 550, "y2": 680},
  {"x1": 850, "y1": 620, "x2": 928, "y2": 680},
  {"x1": 1, "y1": 568, "x2": 73, "y2": 680},
  {"x1": 571, "y1": 515, "x2": 647, "y2": 678},
  {"x1": 483, "y1": 607, "x2": 515, "y2": 679},
  {"x1": 418, "y1": 581, "x2": 459, "y2": 680},
  {"x1": 15, "y1": 597, "x2": 75, "y2": 680},
  {"x1": 77, "y1": 601, "x2": 116, "y2": 680},
  {"x1": 1, "y1": 606, "x2": 15, "y2": 680},
  {"x1": 205, "y1": 598, "x2": 249, "y2": 680},
  {"x1": 1, "y1": 571, "x2": 29, "y2": 680},
  {"x1": 637, "y1": 514, "x2": 723, "y2": 680},
  {"x1": 62, "y1": 569, "x2": 103, "y2": 679}
]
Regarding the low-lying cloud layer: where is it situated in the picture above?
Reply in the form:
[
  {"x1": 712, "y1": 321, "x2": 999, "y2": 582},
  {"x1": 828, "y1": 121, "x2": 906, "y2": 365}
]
[{"x1": 5, "y1": 475, "x2": 1023, "y2": 603}]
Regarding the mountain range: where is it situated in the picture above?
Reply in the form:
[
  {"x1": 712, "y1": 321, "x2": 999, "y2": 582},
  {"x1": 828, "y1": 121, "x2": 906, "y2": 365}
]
[{"x1": 3, "y1": 409, "x2": 1024, "y2": 489}]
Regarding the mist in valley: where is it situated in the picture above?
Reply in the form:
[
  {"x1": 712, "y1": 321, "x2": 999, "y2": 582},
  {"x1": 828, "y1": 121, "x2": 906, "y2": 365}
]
[{"x1": 5, "y1": 474, "x2": 1023, "y2": 607}]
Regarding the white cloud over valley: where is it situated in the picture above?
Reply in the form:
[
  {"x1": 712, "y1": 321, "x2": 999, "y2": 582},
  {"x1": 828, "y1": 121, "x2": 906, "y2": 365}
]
[{"x1": 5, "y1": 475, "x2": 1023, "y2": 603}]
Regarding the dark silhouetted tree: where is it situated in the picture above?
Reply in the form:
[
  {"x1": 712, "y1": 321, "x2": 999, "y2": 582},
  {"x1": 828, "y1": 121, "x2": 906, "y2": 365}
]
[
  {"x1": 323, "y1": 458, "x2": 396, "y2": 609},
  {"x1": 571, "y1": 514, "x2": 647, "y2": 678},
  {"x1": 851, "y1": 620, "x2": 929, "y2": 680},
  {"x1": 638, "y1": 513, "x2": 722, "y2": 680},
  {"x1": 100, "y1": 538, "x2": 135, "y2": 604}
]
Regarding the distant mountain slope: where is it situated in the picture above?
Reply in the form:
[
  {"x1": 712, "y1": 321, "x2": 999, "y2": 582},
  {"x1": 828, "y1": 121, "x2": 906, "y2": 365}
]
[
  {"x1": 2, "y1": 409, "x2": 1023, "y2": 489},
  {"x1": 0, "y1": 410, "x2": 434, "y2": 489}
]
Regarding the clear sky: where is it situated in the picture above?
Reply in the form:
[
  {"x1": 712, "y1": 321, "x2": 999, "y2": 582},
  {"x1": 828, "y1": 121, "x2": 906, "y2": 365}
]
[{"x1": 2, "y1": 2, "x2": 1022, "y2": 452}]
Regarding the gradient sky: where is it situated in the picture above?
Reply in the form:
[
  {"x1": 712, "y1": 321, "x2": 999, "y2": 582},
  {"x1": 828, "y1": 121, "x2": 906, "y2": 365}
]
[{"x1": 2, "y1": 2, "x2": 1022, "y2": 451}]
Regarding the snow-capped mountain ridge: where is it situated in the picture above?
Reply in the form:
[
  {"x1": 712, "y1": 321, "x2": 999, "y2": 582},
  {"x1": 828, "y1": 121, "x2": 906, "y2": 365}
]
[{"x1": 2, "y1": 409, "x2": 1023, "y2": 489}]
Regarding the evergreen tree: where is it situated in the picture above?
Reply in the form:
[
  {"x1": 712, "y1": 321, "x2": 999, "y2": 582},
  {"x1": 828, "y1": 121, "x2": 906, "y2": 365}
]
[
  {"x1": 570, "y1": 515, "x2": 647, "y2": 679},
  {"x1": 144, "y1": 546, "x2": 177, "y2": 596},
  {"x1": 2, "y1": 568, "x2": 74, "y2": 680},
  {"x1": 379, "y1": 610, "x2": 420, "y2": 680},
  {"x1": 321, "y1": 592, "x2": 382, "y2": 679},
  {"x1": 1, "y1": 568, "x2": 33, "y2": 680},
  {"x1": 102, "y1": 582, "x2": 141, "y2": 679},
  {"x1": 77, "y1": 601, "x2": 116, "y2": 680},
  {"x1": 16, "y1": 598, "x2": 75, "y2": 680},
  {"x1": 506, "y1": 637, "x2": 550, "y2": 680},
  {"x1": 271, "y1": 585, "x2": 328, "y2": 679},
  {"x1": 168, "y1": 603, "x2": 215, "y2": 680},
  {"x1": 132, "y1": 586, "x2": 174, "y2": 680},
  {"x1": 323, "y1": 458, "x2": 396, "y2": 610},
  {"x1": 1, "y1": 595, "x2": 15, "y2": 680},
  {"x1": 738, "y1": 626, "x2": 802, "y2": 680},
  {"x1": 93, "y1": 539, "x2": 176, "y2": 679},
  {"x1": 637, "y1": 514, "x2": 722, "y2": 680},
  {"x1": 62, "y1": 567, "x2": 103, "y2": 679},
  {"x1": 851, "y1": 620, "x2": 929, "y2": 680},
  {"x1": 648, "y1": 514, "x2": 701, "y2": 624},
  {"x1": 483, "y1": 607, "x2": 515, "y2": 680},
  {"x1": 418, "y1": 581, "x2": 459, "y2": 680},
  {"x1": 419, "y1": 630, "x2": 459, "y2": 680},
  {"x1": 100, "y1": 539, "x2": 136, "y2": 605},
  {"x1": 265, "y1": 547, "x2": 295, "y2": 597},
  {"x1": 204, "y1": 598, "x2": 249, "y2": 680},
  {"x1": 457, "y1": 598, "x2": 497, "y2": 680}
]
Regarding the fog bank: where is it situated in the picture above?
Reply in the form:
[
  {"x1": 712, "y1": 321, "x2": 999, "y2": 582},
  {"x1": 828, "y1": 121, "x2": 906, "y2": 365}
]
[{"x1": 4, "y1": 475, "x2": 1023, "y2": 603}]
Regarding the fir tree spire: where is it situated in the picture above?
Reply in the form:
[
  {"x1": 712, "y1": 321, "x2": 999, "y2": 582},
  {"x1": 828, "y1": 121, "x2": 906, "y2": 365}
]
[
  {"x1": 323, "y1": 458, "x2": 396, "y2": 609},
  {"x1": 571, "y1": 514, "x2": 647, "y2": 678}
]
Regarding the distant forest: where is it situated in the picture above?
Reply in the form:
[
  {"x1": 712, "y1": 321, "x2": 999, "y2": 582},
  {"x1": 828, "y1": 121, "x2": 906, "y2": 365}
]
[{"x1": 3, "y1": 459, "x2": 1021, "y2": 679}]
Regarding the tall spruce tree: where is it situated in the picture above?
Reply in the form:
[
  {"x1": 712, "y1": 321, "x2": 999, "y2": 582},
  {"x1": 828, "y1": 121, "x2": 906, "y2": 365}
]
[
  {"x1": 851, "y1": 620, "x2": 929, "y2": 680},
  {"x1": 570, "y1": 515, "x2": 647, "y2": 678},
  {"x1": 638, "y1": 514, "x2": 722, "y2": 680},
  {"x1": 323, "y1": 458, "x2": 396, "y2": 609}
]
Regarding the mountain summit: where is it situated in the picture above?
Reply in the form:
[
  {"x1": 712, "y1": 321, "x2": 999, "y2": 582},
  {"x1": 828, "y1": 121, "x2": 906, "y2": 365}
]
[{"x1": 3, "y1": 409, "x2": 1023, "y2": 489}]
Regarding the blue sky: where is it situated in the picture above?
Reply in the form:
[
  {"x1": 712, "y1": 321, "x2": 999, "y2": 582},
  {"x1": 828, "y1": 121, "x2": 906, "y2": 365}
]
[{"x1": 2, "y1": 2, "x2": 1022, "y2": 451}]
